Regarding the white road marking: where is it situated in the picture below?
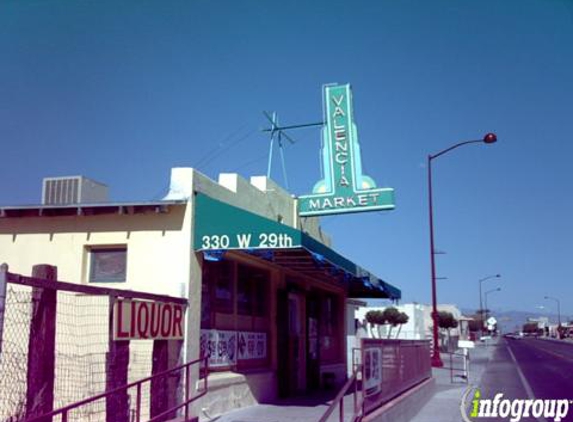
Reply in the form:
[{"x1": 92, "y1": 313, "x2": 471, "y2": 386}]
[{"x1": 506, "y1": 341, "x2": 549, "y2": 422}]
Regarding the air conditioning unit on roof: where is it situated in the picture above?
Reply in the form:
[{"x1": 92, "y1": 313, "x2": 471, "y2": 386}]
[{"x1": 42, "y1": 176, "x2": 108, "y2": 205}]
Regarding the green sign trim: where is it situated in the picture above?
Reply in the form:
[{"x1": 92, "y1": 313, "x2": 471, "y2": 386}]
[
  {"x1": 298, "y1": 84, "x2": 395, "y2": 217},
  {"x1": 194, "y1": 193, "x2": 302, "y2": 251}
]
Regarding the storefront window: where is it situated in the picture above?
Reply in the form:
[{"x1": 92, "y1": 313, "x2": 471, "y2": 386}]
[
  {"x1": 320, "y1": 294, "x2": 341, "y2": 362},
  {"x1": 203, "y1": 260, "x2": 234, "y2": 314},
  {"x1": 201, "y1": 272, "x2": 211, "y2": 328},
  {"x1": 323, "y1": 296, "x2": 336, "y2": 335},
  {"x1": 202, "y1": 261, "x2": 271, "y2": 372},
  {"x1": 237, "y1": 264, "x2": 269, "y2": 316}
]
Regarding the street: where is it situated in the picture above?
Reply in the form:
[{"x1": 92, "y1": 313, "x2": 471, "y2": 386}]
[
  {"x1": 478, "y1": 338, "x2": 573, "y2": 422},
  {"x1": 507, "y1": 338, "x2": 573, "y2": 402}
]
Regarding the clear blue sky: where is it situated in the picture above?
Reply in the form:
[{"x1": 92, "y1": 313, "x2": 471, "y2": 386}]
[{"x1": 1, "y1": 0, "x2": 572, "y2": 317}]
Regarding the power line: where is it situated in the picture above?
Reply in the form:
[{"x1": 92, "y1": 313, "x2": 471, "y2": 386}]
[
  {"x1": 230, "y1": 152, "x2": 269, "y2": 173},
  {"x1": 193, "y1": 125, "x2": 255, "y2": 170}
]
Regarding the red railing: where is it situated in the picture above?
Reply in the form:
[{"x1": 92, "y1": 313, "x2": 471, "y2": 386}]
[
  {"x1": 318, "y1": 348, "x2": 363, "y2": 422},
  {"x1": 361, "y1": 339, "x2": 431, "y2": 415},
  {"x1": 25, "y1": 356, "x2": 209, "y2": 422},
  {"x1": 441, "y1": 350, "x2": 469, "y2": 383},
  {"x1": 318, "y1": 340, "x2": 432, "y2": 422},
  {"x1": 317, "y1": 372, "x2": 360, "y2": 422}
]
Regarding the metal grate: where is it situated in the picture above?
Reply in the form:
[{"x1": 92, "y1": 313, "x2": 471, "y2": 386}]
[{"x1": 43, "y1": 177, "x2": 80, "y2": 205}]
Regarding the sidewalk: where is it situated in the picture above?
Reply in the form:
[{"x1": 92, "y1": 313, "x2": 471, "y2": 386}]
[
  {"x1": 408, "y1": 341, "x2": 496, "y2": 422},
  {"x1": 208, "y1": 389, "x2": 353, "y2": 422},
  {"x1": 205, "y1": 343, "x2": 496, "y2": 422}
]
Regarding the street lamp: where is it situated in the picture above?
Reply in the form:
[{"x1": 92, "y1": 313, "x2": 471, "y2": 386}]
[
  {"x1": 479, "y1": 274, "x2": 501, "y2": 326},
  {"x1": 544, "y1": 295, "x2": 561, "y2": 327},
  {"x1": 428, "y1": 133, "x2": 497, "y2": 367},
  {"x1": 484, "y1": 287, "x2": 501, "y2": 327}
]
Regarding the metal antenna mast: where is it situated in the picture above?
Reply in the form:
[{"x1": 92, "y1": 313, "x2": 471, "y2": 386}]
[{"x1": 261, "y1": 111, "x2": 323, "y2": 189}]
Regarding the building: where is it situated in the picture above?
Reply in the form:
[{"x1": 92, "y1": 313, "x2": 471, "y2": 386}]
[
  {"x1": 0, "y1": 168, "x2": 401, "y2": 418},
  {"x1": 354, "y1": 303, "x2": 467, "y2": 352},
  {"x1": 355, "y1": 303, "x2": 426, "y2": 340}
]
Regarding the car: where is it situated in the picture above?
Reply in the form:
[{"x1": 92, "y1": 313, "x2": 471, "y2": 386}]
[{"x1": 503, "y1": 333, "x2": 521, "y2": 340}]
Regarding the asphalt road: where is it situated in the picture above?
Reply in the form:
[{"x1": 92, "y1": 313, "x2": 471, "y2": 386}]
[
  {"x1": 506, "y1": 338, "x2": 573, "y2": 401},
  {"x1": 477, "y1": 338, "x2": 573, "y2": 422}
]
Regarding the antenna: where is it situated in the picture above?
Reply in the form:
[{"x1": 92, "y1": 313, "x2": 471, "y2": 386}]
[{"x1": 261, "y1": 111, "x2": 323, "y2": 190}]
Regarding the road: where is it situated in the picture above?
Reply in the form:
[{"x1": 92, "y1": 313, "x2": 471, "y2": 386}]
[
  {"x1": 478, "y1": 338, "x2": 573, "y2": 422},
  {"x1": 507, "y1": 338, "x2": 573, "y2": 402}
]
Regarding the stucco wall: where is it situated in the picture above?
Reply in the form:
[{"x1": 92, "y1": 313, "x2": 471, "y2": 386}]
[
  {"x1": 0, "y1": 205, "x2": 191, "y2": 298},
  {"x1": 0, "y1": 167, "x2": 338, "y2": 418},
  {"x1": 168, "y1": 168, "x2": 331, "y2": 247}
]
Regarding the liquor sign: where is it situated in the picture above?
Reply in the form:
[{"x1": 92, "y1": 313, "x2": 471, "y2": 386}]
[
  {"x1": 113, "y1": 299, "x2": 186, "y2": 340},
  {"x1": 298, "y1": 84, "x2": 395, "y2": 216}
]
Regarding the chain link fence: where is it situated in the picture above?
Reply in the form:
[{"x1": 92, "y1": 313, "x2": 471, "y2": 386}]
[
  {"x1": 0, "y1": 267, "x2": 181, "y2": 422},
  {"x1": 0, "y1": 285, "x2": 32, "y2": 422}
]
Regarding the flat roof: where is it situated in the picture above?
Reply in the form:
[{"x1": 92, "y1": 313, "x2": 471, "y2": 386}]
[{"x1": 0, "y1": 200, "x2": 187, "y2": 218}]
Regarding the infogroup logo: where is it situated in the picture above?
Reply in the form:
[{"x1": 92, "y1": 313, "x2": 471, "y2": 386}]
[{"x1": 460, "y1": 386, "x2": 572, "y2": 422}]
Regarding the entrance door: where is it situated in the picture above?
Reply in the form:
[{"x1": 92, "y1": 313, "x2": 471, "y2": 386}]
[
  {"x1": 277, "y1": 289, "x2": 289, "y2": 397},
  {"x1": 306, "y1": 295, "x2": 320, "y2": 390},
  {"x1": 288, "y1": 293, "x2": 306, "y2": 393}
]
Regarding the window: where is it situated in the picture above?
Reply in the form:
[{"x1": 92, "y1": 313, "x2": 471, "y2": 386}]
[
  {"x1": 319, "y1": 294, "x2": 342, "y2": 362},
  {"x1": 322, "y1": 296, "x2": 336, "y2": 335},
  {"x1": 89, "y1": 247, "x2": 127, "y2": 283},
  {"x1": 237, "y1": 264, "x2": 269, "y2": 317},
  {"x1": 201, "y1": 271, "x2": 212, "y2": 328},
  {"x1": 203, "y1": 260, "x2": 234, "y2": 314}
]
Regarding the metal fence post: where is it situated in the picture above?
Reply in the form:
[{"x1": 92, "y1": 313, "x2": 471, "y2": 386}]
[
  {"x1": 151, "y1": 339, "x2": 169, "y2": 420},
  {"x1": 0, "y1": 263, "x2": 8, "y2": 356},
  {"x1": 106, "y1": 295, "x2": 130, "y2": 422}
]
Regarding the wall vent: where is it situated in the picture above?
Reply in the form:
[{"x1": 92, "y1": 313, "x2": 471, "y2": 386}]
[{"x1": 42, "y1": 176, "x2": 108, "y2": 205}]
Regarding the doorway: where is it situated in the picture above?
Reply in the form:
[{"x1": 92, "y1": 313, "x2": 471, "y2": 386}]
[
  {"x1": 277, "y1": 289, "x2": 307, "y2": 397},
  {"x1": 287, "y1": 292, "x2": 306, "y2": 393}
]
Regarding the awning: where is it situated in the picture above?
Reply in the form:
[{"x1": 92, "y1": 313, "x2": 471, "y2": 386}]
[{"x1": 194, "y1": 193, "x2": 401, "y2": 300}]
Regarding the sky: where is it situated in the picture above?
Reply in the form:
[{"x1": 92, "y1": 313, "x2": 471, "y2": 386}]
[{"x1": 1, "y1": 0, "x2": 572, "y2": 318}]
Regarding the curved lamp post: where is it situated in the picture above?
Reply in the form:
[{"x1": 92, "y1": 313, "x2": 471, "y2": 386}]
[
  {"x1": 479, "y1": 274, "x2": 501, "y2": 327},
  {"x1": 428, "y1": 133, "x2": 497, "y2": 367},
  {"x1": 544, "y1": 295, "x2": 561, "y2": 327},
  {"x1": 484, "y1": 287, "x2": 501, "y2": 327}
]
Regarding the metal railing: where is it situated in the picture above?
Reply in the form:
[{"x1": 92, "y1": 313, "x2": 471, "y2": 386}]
[
  {"x1": 441, "y1": 350, "x2": 469, "y2": 383},
  {"x1": 318, "y1": 349, "x2": 363, "y2": 422},
  {"x1": 25, "y1": 356, "x2": 209, "y2": 422},
  {"x1": 361, "y1": 339, "x2": 432, "y2": 415},
  {"x1": 318, "y1": 340, "x2": 432, "y2": 422}
]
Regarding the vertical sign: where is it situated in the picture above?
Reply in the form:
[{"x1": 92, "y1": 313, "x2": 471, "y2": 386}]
[
  {"x1": 363, "y1": 347, "x2": 382, "y2": 396},
  {"x1": 298, "y1": 84, "x2": 395, "y2": 216}
]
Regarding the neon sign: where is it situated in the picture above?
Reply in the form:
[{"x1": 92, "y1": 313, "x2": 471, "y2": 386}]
[{"x1": 298, "y1": 84, "x2": 395, "y2": 216}]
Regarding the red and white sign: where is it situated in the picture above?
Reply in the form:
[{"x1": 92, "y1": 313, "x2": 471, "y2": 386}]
[{"x1": 113, "y1": 299, "x2": 186, "y2": 340}]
